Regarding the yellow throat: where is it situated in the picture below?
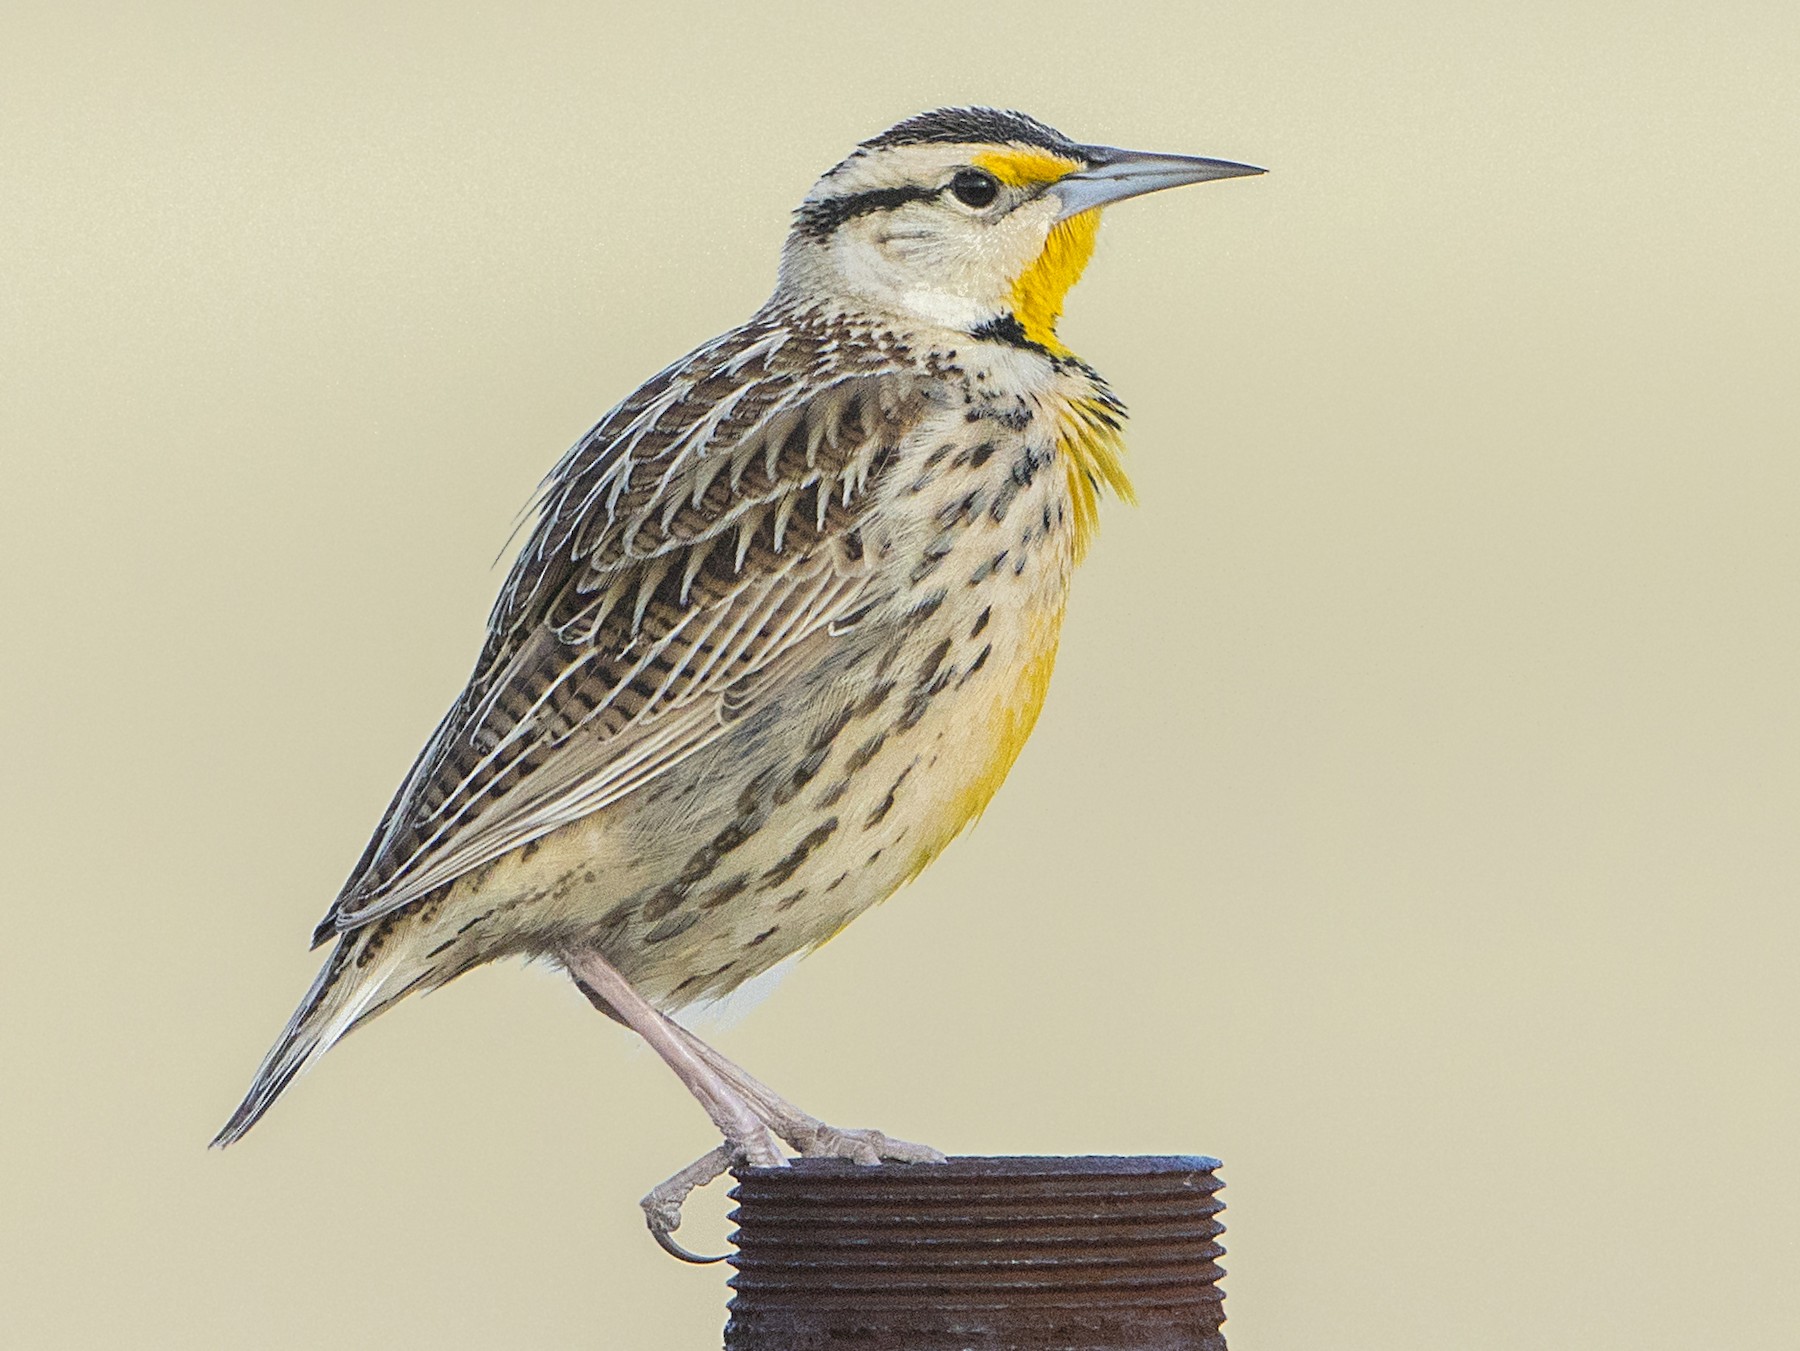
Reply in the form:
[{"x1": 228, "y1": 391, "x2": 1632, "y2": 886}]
[
  {"x1": 972, "y1": 149, "x2": 1136, "y2": 561},
  {"x1": 973, "y1": 149, "x2": 1101, "y2": 357}
]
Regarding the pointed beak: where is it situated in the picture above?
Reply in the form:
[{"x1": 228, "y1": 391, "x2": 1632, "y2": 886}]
[{"x1": 1050, "y1": 147, "x2": 1265, "y2": 221}]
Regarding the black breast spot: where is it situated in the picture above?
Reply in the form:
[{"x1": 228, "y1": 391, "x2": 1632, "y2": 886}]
[
  {"x1": 864, "y1": 763, "x2": 915, "y2": 830},
  {"x1": 758, "y1": 819, "x2": 840, "y2": 890},
  {"x1": 698, "y1": 873, "x2": 752, "y2": 910}
]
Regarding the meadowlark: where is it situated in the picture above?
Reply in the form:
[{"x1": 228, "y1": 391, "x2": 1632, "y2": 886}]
[{"x1": 215, "y1": 107, "x2": 1260, "y2": 1255}]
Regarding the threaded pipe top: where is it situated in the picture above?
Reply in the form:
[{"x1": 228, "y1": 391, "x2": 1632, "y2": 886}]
[{"x1": 725, "y1": 1155, "x2": 1226, "y2": 1351}]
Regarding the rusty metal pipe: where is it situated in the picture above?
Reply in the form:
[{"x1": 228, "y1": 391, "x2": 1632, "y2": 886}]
[{"x1": 723, "y1": 1155, "x2": 1226, "y2": 1351}]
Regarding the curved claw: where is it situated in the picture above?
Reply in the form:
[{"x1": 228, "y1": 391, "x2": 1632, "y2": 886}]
[
  {"x1": 640, "y1": 1142, "x2": 739, "y2": 1265},
  {"x1": 649, "y1": 1226, "x2": 730, "y2": 1265}
]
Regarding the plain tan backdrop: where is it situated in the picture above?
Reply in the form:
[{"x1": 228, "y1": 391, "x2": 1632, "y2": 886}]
[{"x1": 4, "y1": 1, "x2": 1797, "y2": 1347}]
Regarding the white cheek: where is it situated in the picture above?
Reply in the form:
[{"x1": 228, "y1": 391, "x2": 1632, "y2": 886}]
[
  {"x1": 851, "y1": 240, "x2": 1000, "y2": 329},
  {"x1": 827, "y1": 229, "x2": 997, "y2": 328},
  {"x1": 894, "y1": 287, "x2": 1006, "y2": 332},
  {"x1": 801, "y1": 203, "x2": 1054, "y2": 331},
  {"x1": 986, "y1": 199, "x2": 1060, "y2": 273}
]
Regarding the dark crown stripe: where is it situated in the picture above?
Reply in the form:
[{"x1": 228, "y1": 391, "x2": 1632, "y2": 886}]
[
  {"x1": 863, "y1": 107, "x2": 1078, "y2": 156},
  {"x1": 795, "y1": 184, "x2": 941, "y2": 238}
]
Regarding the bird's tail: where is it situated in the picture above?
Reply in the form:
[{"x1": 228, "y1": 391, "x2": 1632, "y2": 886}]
[{"x1": 211, "y1": 934, "x2": 425, "y2": 1148}]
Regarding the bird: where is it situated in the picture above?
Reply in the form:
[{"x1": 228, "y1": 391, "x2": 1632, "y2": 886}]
[{"x1": 214, "y1": 106, "x2": 1261, "y2": 1257}]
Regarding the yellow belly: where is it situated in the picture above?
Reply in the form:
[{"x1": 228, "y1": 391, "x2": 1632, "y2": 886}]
[{"x1": 900, "y1": 600, "x2": 1066, "y2": 885}]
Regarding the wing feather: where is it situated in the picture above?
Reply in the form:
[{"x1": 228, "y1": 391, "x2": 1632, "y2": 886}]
[{"x1": 315, "y1": 310, "x2": 923, "y2": 942}]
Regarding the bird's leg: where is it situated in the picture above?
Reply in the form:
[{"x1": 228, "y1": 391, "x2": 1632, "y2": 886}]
[
  {"x1": 568, "y1": 959, "x2": 941, "y2": 1260},
  {"x1": 562, "y1": 950, "x2": 786, "y2": 1261},
  {"x1": 663, "y1": 1018, "x2": 947, "y2": 1167},
  {"x1": 628, "y1": 1021, "x2": 945, "y2": 1262},
  {"x1": 561, "y1": 950, "x2": 782, "y2": 1164}
]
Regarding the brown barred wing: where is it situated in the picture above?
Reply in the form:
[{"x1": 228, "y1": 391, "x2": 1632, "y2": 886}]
[{"x1": 315, "y1": 316, "x2": 922, "y2": 942}]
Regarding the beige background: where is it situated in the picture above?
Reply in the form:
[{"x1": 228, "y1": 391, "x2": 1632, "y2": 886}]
[{"x1": 4, "y1": 2, "x2": 1797, "y2": 1347}]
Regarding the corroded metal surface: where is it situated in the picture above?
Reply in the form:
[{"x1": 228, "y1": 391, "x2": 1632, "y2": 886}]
[{"x1": 725, "y1": 1155, "x2": 1226, "y2": 1351}]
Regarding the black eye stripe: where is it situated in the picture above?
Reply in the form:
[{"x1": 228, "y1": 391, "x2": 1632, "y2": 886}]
[
  {"x1": 794, "y1": 166, "x2": 1008, "y2": 239},
  {"x1": 794, "y1": 185, "x2": 943, "y2": 238}
]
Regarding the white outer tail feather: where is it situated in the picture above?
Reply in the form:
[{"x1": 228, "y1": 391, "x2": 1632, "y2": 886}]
[{"x1": 211, "y1": 941, "x2": 408, "y2": 1148}]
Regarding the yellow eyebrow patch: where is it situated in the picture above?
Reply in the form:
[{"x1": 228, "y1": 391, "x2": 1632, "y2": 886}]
[{"x1": 972, "y1": 148, "x2": 1082, "y2": 187}]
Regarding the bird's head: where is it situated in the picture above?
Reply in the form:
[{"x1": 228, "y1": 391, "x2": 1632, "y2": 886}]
[{"x1": 778, "y1": 108, "x2": 1261, "y2": 354}]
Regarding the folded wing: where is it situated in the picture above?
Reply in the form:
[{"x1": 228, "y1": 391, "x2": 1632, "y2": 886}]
[{"x1": 315, "y1": 313, "x2": 924, "y2": 943}]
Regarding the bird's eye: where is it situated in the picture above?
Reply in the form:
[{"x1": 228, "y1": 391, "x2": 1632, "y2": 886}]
[{"x1": 949, "y1": 168, "x2": 1000, "y2": 209}]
